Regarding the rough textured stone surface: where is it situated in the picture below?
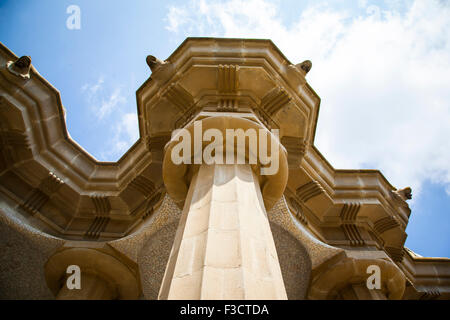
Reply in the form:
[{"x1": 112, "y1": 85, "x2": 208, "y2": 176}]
[
  {"x1": 270, "y1": 222, "x2": 311, "y2": 299},
  {"x1": 110, "y1": 193, "x2": 181, "y2": 262},
  {"x1": 268, "y1": 197, "x2": 342, "y2": 270},
  {"x1": 0, "y1": 197, "x2": 64, "y2": 299},
  {"x1": 138, "y1": 221, "x2": 179, "y2": 299}
]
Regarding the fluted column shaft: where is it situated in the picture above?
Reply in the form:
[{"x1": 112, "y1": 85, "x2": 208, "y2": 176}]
[{"x1": 158, "y1": 164, "x2": 287, "y2": 299}]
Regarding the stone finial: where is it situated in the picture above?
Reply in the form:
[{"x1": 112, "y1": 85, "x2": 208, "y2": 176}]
[
  {"x1": 390, "y1": 187, "x2": 412, "y2": 216},
  {"x1": 146, "y1": 55, "x2": 167, "y2": 72},
  {"x1": 7, "y1": 56, "x2": 32, "y2": 79},
  {"x1": 396, "y1": 187, "x2": 412, "y2": 201},
  {"x1": 296, "y1": 60, "x2": 312, "y2": 75}
]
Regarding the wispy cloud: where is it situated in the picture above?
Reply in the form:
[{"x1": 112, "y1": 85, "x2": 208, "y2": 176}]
[
  {"x1": 81, "y1": 76, "x2": 126, "y2": 120},
  {"x1": 81, "y1": 77, "x2": 138, "y2": 160},
  {"x1": 103, "y1": 112, "x2": 140, "y2": 160},
  {"x1": 165, "y1": 0, "x2": 450, "y2": 200}
]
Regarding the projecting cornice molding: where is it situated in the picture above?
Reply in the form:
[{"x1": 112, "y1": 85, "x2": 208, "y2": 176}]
[
  {"x1": 1, "y1": 37, "x2": 449, "y2": 300},
  {"x1": 0, "y1": 38, "x2": 422, "y2": 249}
]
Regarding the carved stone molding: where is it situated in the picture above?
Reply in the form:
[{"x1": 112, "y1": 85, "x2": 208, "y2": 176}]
[
  {"x1": 217, "y1": 64, "x2": 238, "y2": 93},
  {"x1": 296, "y1": 180, "x2": 324, "y2": 203},
  {"x1": 420, "y1": 289, "x2": 441, "y2": 300},
  {"x1": 340, "y1": 202, "x2": 360, "y2": 222},
  {"x1": 374, "y1": 216, "x2": 400, "y2": 234},
  {"x1": 341, "y1": 224, "x2": 365, "y2": 247},
  {"x1": 386, "y1": 246, "x2": 405, "y2": 262},
  {"x1": 128, "y1": 175, "x2": 155, "y2": 196},
  {"x1": 91, "y1": 195, "x2": 111, "y2": 215},
  {"x1": 261, "y1": 86, "x2": 291, "y2": 116},
  {"x1": 217, "y1": 98, "x2": 238, "y2": 112},
  {"x1": 165, "y1": 82, "x2": 194, "y2": 112},
  {"x1": 287, "y1": 197, "x2": 308, "y2": 225},
  {"x1": 21, "y1": 172, "x2": 64, "y2": 216},
  {"x1": 142, "y1": 190, "x2": 164, "y2": 220},
  {"x1": 281, "y1": 136, "x2": 307, "y2": 168},
  {"x1": 84, "y1": 217, "x2": 110, "y2": 240}
]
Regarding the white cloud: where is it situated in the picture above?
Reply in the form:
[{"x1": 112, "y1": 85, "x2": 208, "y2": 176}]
[
  {"x1": 358, "y1": 0, "x2": 368, "y2": 8},
  {"x1": 81, "y1": 77, "x2": 138, "y2": 160},
  {"x1": 166, "y1": 6, "x2": 190, "y2": 33},
  {"x1": 97, "y1": 87, "x2": 126, "y2": 119},
  {"x1": 165, "y1": 0, "x2": 450, "y2": 200},
  {"x1": 100, "y1": 112, "x2": 139, "y2": 161},
  {"x1": 81, "y1": 76, "x2": 126, "y2": 119}
]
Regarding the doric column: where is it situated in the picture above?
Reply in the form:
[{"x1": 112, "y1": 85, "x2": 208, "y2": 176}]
[{"x1": 158, "y1": 115, "x2": 289, "y2": 300}]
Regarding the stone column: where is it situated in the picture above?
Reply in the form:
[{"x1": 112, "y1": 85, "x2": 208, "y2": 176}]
[{"x1": 159, "y1": 115, "x2": 289, "y2": 300}]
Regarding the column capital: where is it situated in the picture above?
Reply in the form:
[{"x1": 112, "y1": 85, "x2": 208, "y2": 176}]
[{"x1": 162, "y1": 115, "x2": 288, "y2": 211}]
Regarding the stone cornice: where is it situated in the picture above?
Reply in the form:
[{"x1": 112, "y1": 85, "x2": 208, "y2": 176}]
[{"x1": 0, "y1": 36, "x2": 435, "y2": 263}]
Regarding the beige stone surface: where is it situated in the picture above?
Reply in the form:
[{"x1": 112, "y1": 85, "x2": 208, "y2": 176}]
[
  {"x1": 56, "y1": 273, "x2": 115, "y2": 300},
  {"x1": 0, "y1": 195, "x2": 64, "y2": 299},
  {"x1": 45, "y1": 245, "x2": 141, "y2": 299},
  {"x1": 0, "y1": 37, "x2": 449, "y2": 300},
  {"x1": 159, "y1": 164, "x2": 287, "y2": 300}
]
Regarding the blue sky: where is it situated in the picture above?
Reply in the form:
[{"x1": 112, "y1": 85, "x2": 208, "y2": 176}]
[{"x1": 0, "y1": 0, "x2": 449, "y2": 258}]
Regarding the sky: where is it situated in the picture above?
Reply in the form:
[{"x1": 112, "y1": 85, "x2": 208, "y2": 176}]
[{"x1": 0, "y1": 0, "x2": 449, "y2": 258}]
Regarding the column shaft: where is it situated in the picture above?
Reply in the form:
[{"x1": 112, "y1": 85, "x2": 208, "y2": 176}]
[{"x1": 159, "y1": 164, "x2": 287, "y2": 300}]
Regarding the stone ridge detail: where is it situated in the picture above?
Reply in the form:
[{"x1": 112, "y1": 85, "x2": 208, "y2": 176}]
[
  {"x1": 296, "y1": 181, "x2": 324, "y2": 203},
  {"x1": 288, "y1": 197, "x2": 307, "y2": 224},
  {"x1": 386, "y1": 246, "x2": 405, "y2": 262},
  {"x1": 340, "y1": 202, "x2": 360, "y2": 222},
  {"x1": 374, "y1": 216, "x2": 400, "y2": 234},
  {"x1": 218, "y1": 64, "x2": 238, "y2": 93},
  {"x1": 21, "y1": 172, "x2": 64, "y2": 215},
  {"x1": 165, "y1": 83, "x2": 194, "y2": 112},
  {"x1": 339, "y1": 202, "x2": 365, "y2": 246},
  {"x1": 281, "y1": 136, "x2": 307, "y2": 157},
  {"x1": 261, "y1": 86, "x2": 291, "y2": 116},
  {"x1": 91, "y1": 195, "x2": 111, "y2": 215},
  {"x1": 342, "y1": 224, "x2": 365, "y2": 247},
  {"x1": 128, "y1": 176, "x2": 155, "y2": 196},
  {"x1": 84, "y1": 216, "x2": 110, "y2": 239},
  {"x1": 0, "y1": 128, "x2": 30, "y2": 170},
  {"x1": 217, "y1": 98, "x2": 238, "y2": 112},
  {"x1": 0, "y1": 129, "x2": 30, "y2": 148},
  {"x1": 142, "y1": 191, "x2": 163, "y2": 219}
]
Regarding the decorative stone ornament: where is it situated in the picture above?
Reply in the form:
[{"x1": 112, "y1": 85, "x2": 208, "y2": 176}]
[
  {"x1": 7, "y1": 55, "x2": 32, "y2": 79},
  {"x1": 296, "y1": 60, "x2": 312, "y2": 75}
]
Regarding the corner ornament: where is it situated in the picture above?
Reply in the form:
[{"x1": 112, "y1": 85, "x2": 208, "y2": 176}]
[
  {"x1": 296, "y1": 60, "x2": 312, "y2": 75},
  {"x1": 7, "y1": 56, "x2": 32, "y2": 80},
  {"x1": 146, "y1": 55, "x2": 168, "y2": 72},
  {"x1": 391, "y1": 187, "x2": 412, "y2": 212}
]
